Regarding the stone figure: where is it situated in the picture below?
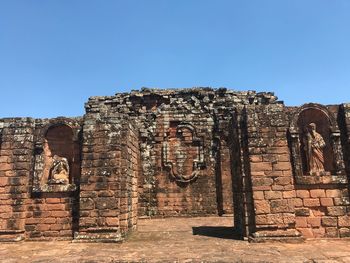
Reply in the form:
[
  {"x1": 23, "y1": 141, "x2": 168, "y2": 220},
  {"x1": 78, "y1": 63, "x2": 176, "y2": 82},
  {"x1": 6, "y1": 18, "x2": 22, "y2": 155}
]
[
  {"x1": 304, "y1": 123, "x2": 326, "y2": 174},
  {"x1": 49, "y1": 155, "x2": 70, "y2": 184}
]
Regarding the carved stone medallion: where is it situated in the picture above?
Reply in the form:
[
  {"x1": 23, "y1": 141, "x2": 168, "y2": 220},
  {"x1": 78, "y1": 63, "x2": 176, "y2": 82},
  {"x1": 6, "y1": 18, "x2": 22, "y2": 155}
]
[{"x1": 162, "y1": 123, "x2": 204, "y2": 183}]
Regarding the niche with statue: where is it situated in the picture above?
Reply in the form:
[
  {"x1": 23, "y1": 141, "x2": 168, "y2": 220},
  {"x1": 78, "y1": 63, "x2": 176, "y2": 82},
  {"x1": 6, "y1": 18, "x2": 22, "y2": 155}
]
[
  {"x1": 289, "y1": 104, "x2": 346, "y2": 184},
  {"x1": 32, "y1": 119, "x2": 81, "y2": 192}
]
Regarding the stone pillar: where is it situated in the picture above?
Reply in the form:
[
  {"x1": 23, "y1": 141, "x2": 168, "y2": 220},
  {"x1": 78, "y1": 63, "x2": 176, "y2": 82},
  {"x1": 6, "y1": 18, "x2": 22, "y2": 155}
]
[
  {"x1": 0, "y1": 118, "x2": 33, "y2": 241},
  {"x1": 74, "y1": 114, "x2": 138, "y2": 242},
  {"x1": 244, "y1": 105, "x2": 303, "y2": 242}
]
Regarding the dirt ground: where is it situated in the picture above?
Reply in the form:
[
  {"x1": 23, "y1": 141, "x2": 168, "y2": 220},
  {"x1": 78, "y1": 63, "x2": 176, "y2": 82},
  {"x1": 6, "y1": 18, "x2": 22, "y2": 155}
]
[{"x1": 1, "y1": 216, "x2": 350, "y2": 262}]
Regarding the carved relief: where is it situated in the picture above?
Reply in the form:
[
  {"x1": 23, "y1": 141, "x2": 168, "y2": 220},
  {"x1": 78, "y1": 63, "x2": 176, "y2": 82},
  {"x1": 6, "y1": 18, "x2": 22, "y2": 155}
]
[
  {"x1": 162, "y1": 122, "x2": 204, "y2": 183},
  {"x1": 48, "y1": 155, "x2": 70, "y2": 184}
]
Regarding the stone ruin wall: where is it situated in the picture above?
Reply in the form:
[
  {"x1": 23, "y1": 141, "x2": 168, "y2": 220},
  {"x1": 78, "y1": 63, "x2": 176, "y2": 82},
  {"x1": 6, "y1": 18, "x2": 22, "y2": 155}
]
[{"x1": 0, "y1": 88, "x2": 350, "y2": 242}]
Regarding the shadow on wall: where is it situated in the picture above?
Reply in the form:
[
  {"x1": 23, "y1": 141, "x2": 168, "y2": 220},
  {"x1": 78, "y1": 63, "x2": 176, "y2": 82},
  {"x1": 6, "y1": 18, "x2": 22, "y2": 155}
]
[{"x1": 192, "y1": 226, "x2": 242, "y2": 240}]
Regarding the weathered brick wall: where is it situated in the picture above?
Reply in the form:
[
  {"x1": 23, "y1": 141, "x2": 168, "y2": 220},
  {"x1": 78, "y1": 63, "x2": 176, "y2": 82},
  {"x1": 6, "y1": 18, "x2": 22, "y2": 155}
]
[
  {"x1": 294, "y1": 188, "x2": 350, "y2": 238},
  {"x1": 25, "y1": 194, "x2": 77, "y2": 240},
  {"x1": 244, "y1": 104, "x2": 301, "y2": 241},
  {"x1": 75, "y1": 112, "x2": 139, "y2": 242},
  {"x1": 0, "y1": 118, "x2": 33, "y2": 241},
  {"x1": 85, "y1": 88, "x2": 278, "y2": 217},
  {"x1": 1, "y1": 88, "x2": 349, "y2": 243},
  {"x1": 24, "y1": 118, "x2": 81, "y2": 240},
  {"x1": 0, "y1": 118, "x2": 82, "y2": 241}
]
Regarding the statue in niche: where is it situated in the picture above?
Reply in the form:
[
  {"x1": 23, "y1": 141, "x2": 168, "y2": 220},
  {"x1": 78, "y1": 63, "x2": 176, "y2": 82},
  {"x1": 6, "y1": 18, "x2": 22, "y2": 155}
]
[
  {"x1": 304, "y1": 123, "x2": 326, "y2": 175},
  {"x1": 48, "y1": 155, "x2": 70, "y2": 184}
]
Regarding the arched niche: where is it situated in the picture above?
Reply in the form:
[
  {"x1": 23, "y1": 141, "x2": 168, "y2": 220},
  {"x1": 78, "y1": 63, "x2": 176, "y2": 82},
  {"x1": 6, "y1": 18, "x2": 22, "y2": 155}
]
[
  {"x1": 297, "y1": 108, "x2": 334, "y2": 174},
  {"x1": 43, "y1": 124, "x2": 75, "y2": 184},
  {"x1": 33, "y1": 119, "x2": 81, "y2": 192},
  {"x1": 289, "y1": 104, "x2": 346, "y2": 183}
]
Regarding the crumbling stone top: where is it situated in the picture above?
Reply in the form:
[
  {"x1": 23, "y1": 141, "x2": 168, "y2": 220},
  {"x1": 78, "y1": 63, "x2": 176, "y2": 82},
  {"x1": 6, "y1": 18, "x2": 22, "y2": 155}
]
[{"x1": 85, "y1": 87, "x2": 282, "y2": 114}]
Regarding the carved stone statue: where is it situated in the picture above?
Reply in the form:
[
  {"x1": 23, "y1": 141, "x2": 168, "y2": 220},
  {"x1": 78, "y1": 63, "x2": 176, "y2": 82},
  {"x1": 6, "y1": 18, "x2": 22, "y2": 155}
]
[
  {"x1": 304, "y1": 123, "x2": 326, "y2": 174},
  {"x1": 49, "y1": 155, "x2": 70, "y2": 184}
]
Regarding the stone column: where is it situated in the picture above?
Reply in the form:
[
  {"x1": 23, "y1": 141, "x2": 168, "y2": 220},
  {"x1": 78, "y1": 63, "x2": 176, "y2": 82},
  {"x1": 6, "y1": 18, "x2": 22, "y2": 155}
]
[
  {"x1": 0, "y1": 118, "x2": 34, "y2": 241},
  {"x1": 74, "y1": 113, "x2": 138, "y2": 242},
  {"x1": 244, "y1": 105, "x2": 303, "y2": 242}
]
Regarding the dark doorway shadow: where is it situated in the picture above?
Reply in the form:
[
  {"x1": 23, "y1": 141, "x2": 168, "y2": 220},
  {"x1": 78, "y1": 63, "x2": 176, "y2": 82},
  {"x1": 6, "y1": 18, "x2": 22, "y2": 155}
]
[{"x1": 192, "y1": 226, "x2": 243, "y2": 240}]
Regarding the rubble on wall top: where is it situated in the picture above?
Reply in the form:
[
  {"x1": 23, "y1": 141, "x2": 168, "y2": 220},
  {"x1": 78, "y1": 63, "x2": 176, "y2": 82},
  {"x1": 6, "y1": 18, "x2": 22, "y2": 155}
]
[
  {"x1": 83, "y1": 87, "x2": 283, "y2": 115},
  {"x1": 87, "y1": 87, "x2": 279, "y2": 102}
]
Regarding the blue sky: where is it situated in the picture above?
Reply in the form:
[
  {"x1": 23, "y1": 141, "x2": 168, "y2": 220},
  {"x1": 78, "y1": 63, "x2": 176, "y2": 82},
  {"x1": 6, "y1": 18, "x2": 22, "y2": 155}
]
[{"x1": 1, "y1": 0, "x2": 350, "y2": 118}]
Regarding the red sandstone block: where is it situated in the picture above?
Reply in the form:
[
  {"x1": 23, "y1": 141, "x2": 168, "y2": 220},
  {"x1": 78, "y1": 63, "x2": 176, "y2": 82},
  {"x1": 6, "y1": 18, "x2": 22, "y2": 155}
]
[
  {"x1": 274, "y1": 177, "x2": 291, "y2": 186},
  {"x1": 106, "y1": 217, "x2": 119, "y2": 226},
  {"x1": 264, "y1": 191, "x2": 282, "y2": 200},
  {"x1": 282, "y1": 190, "x2": 296, "y2": 198},
  {"x1": 56, "y1": 218, "x2": 71, "y2": 224},
  {"x1": 255, "y1": 214, "x2": 284, "y2": 225},
  {"x1": 307, "y1": 217, "x2": 321, "y2": 227},
  {"x1": 270, "y1": 199, "x2": 294, "y2": 213},
  {"x1": 267, "y1": 147, "x2": 289, "y2": 154},
  {"x1": 80, "y1": 218, "x2": 97, "y2": 227},
  {"x1": 294, "y1": 198, "x2": 303, "y2": 207},
  {"x1": 0, "y1": 156, "x2": 10, "y2": 163},
  {"x1": 321, "y1": 217, "x2": 337, "y2": 227},
  {"x1": 282, "y1": 170, "x2": 293, "y2": 176},
  {"x1": 264, "y1": 171, "x2": 283, "y2": 177},
  {"x1": 325, "y1": 227, "x2": 338, "y2": 238},
  {"x1": 25, "y1": 218, "x2": 40, "y2": 224},
  {"x1": 338, "y1": 216, "x2": 350, "y2": 227},
  {"x1": 262, "y1": 154, "x2": 275, "y2": 162},
  {"x1": 272, "y1": 162, "x2": 291, "y2": 171},
  {"x1": 37, "y1": 224, "x2": 51, "y2": 231},
  {"x1": 45, "y1": 204, "x2": 66, "y2": 211},
  {"x1": 252, "y1": 178, "x2": 273, "y2": 187},
  {"x1": 253, "y1": 191, "x2": 264, "y2": 200},
  {"x1": 320, "y1": 198, "x2": 333, "y2": 207},
  {"x1": 3, "y1": 170, "x2": 16, "y2": 177},
  {"x1": 296, "y1": 190, "x2": 310, "y2": 198},
  {"x1": 283, "y1": 213, "x2": 295, "y2": 224},
  {"x1": 0, "y1": 177, "x2": 8, "y2": 187},
  {"x1": 313, "y1": 227, "x2": 326, "y2": 238},
  {"x1": 45, "y1": 198, "x2": 61, "y2": 204},
  {"x1": 59, "y1": 230, "x2": 73, "y2": 237},
  {"x1": 0, "y1": 163, "x2": 12, "y2": 171},
  {"x1": 327, "y1": 206, "x2": 346, "y2": 216},
  {"x1": 250, "y1": 155, "x2": 262, "y2": 162},
  {"x1": 310, "y1": 189, "x2": 326, "y2": 198},
  {"x1": 271, "y1": 185, "x2": 284, "y2": 191},
  {"x1": 295, "y1": 217, "x2": 307, "y2": 228},
  {"x1": 303, "y1": 198, "x2": 320, "y2": 207},
  {"x1": 311, "y1": 207, "x2": 326, "y2": 217},
  {"x1": 251, "y1": 171, "x2": 265, "y2": 176},
  {"x1": 51, "y1": 211, "x2": 70, "y2": 218},
  {"x1": 61, "y1": 224, "x2": 72, "y2": 230},
  {"x1": 326, "y1": 189, "x2": 341, "y2": 198},
  {"x1": 254, "y1": 200, "x2": 270, "y2": 214},
  {"x1": 277, "y1": 154, "x2": 290, "y2": 162},
  {"x1": 50, "y1": 224, "x2": 63, "y2": 231},
  {"x1": 250, "y1": 162, "x2": 272, "y2": 172},
  {"x1": 40, "y1": 218, "x2": 56, "y2": 224},
  {"x1": 297, "y1": 228, "x2": 314, "y2": 238}
]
